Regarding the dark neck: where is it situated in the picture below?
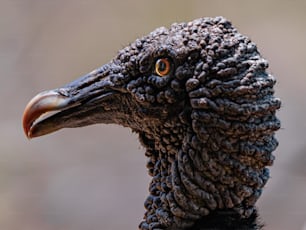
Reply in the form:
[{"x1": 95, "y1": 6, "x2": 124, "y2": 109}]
[
  {"x1": 137, "y1": 115, "x2": 267, "y2": 230},
  {"x1": 181, "y1": 209, "x2": 262, "y2": 230}
]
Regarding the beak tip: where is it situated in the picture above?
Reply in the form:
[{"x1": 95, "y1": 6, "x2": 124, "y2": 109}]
[
  {"x1": 22, "y1": 114, "x2": 32, "y2": 139},
  {"x1": 25, "y1": 133, "x2": 32, "y2": 140},
  {"x1": 22, "y1": 90, "x2": 71, "y2": 139}
]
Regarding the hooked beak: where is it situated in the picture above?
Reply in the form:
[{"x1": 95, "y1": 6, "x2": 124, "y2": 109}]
[
  {"x1": 22, "y1": 64, "x2": 124, "y2": 139},
  {"x1": 23, "y1": 90, "x2": 77, "y2": 138}
]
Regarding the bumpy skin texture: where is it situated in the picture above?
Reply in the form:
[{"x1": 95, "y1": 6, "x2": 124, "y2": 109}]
[
  {"x1": 23, "y1": 17, "x2": 281, "y2": 230},
  {"x1": 116, "y1": 17, "x2": 280, "y2": 230}
]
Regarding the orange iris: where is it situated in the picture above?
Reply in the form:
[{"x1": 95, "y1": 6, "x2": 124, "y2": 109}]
[{"x1": 155, "y1": 58, "x2": 171, "y2": 77}]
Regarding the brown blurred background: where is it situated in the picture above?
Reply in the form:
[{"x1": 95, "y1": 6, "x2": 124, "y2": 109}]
[{"x1": 1, "y1": 0, "x2": 306, "y2": 229}]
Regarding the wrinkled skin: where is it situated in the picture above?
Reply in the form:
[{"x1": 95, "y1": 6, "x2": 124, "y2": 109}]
[{"x1": 23, "y1": 17, "x2": 281, "y2": 230}]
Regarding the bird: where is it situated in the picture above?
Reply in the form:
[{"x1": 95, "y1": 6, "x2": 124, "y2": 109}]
[{"x1": 22, "y1": 16, "x2": 281, "y2": 230}]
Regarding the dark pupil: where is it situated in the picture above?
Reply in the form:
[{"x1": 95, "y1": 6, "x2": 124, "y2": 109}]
[{"x1": 158, "y1": 61, "x2": 166, "y2": 72}]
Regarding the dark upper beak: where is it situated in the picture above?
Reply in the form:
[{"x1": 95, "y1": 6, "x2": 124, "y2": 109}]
[{"x1": 23, "y1": 64, "x2": 122, "y2": 139}]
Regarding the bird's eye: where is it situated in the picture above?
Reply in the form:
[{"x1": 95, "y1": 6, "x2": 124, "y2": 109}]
[{"x1": 155, "y1": 58, "x2": 172, "y2": 77}]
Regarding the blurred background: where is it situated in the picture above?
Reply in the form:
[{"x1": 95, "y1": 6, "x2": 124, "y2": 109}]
[{"x1": 1, "y1": 0, "x2": 306, "y2": 229}]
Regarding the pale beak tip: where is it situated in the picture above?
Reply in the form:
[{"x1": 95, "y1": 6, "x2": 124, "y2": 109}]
[
  {"x1": 22, "y1": 109, "x2": 34, "y2": 139},
  {"x1": 22, "y1": 90, "x2": 69, "y2": 139}
]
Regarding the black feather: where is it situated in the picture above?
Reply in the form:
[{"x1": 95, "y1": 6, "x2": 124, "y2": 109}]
[{"x1": 24, "y1": 16, "x2": 281, "y2": 230}]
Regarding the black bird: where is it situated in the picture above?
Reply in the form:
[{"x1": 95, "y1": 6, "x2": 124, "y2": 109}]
[{"x1": 23, "y1": 17, "x2": 281, "y2": 230}]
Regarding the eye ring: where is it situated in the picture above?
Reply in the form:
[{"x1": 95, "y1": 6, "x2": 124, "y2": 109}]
[{"x1": 155, "y1": 58, "x2": 172, "y2": 77}]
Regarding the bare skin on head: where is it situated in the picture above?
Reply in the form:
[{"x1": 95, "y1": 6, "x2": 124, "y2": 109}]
[{"x1": 23, "y1": 17, "x2": 281, "y2": 230}]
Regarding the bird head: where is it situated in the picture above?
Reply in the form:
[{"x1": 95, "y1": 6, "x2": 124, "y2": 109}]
[{"x1": 23, "y1": 17, "x2": 281, "y2": 229}]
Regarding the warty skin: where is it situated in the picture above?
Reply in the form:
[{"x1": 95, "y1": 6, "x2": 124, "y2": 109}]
[{"x1": 23, "y1": 17, "x2": 281, "y2": 230}]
